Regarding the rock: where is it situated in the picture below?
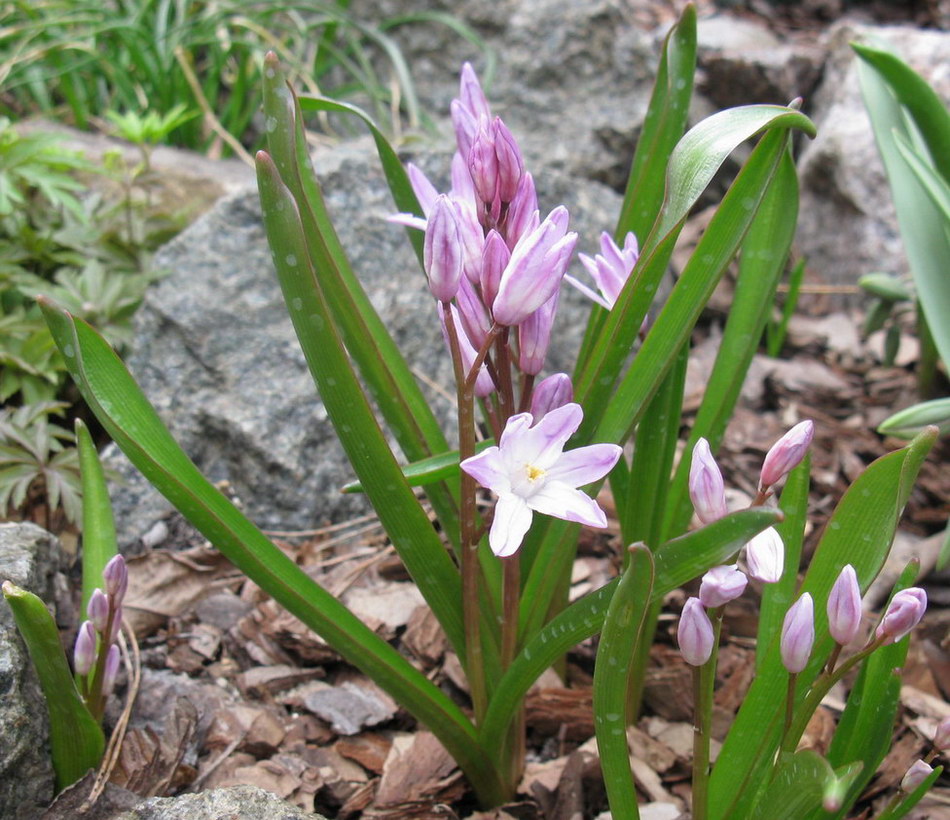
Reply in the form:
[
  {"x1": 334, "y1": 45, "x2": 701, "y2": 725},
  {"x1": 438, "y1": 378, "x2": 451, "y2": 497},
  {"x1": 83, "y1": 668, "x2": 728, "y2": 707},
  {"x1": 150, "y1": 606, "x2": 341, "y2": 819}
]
[
  {"x1": 0, "y1": 523, "x2": 62, "y2": 816},
  {"x1": 796, "y1": 23, "x2": 950, "y2": 295},
  {"x1": 105, "y1": 138, "x2": 622, "y2": 547},
  {"x1": 115, "y1": 785, "x2": 324, "y2": 819}
]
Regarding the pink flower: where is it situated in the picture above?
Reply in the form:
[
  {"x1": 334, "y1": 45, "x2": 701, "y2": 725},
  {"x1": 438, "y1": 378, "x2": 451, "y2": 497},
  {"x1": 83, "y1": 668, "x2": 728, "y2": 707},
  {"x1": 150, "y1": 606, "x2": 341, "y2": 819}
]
[
  {"x1": 73, "y1": 620, "x2": 97, "y2": 677},
  {"x1": 423, "y1": 195, "x2": 463, "y2": 302},
  {"x1": 699, "y1": 565, "x2": 748, "y2": 608},
  {"x1": 565, "y1": 231, "x2": 639, "y2": 309},
  {"x1": 678, "y1": 597, "x2": 714, "y2": 666},
  {"x1": 781, "y1": 593, "x2": 815, "y2": 674},
  {"x1": 529, "y1": 373, "x2": 573, "y2": 419},
  {"x1": 759, "y1": 420, "x2": 814, "y2": 491},
  {"x1": 901, "y1": 759, "x2": 933, "y2": 792},
  {"x1": 876, "y1": 587, "x2": 927, "y2": 645},
  {"x1": 689, "y1": 438, "x2": 727, "y2": 525},
  {"x1": 103, "y1": 554, "x2": 128, "y2": 603},
  {"x1": 827, "y1": 564, "x2": 862, "y2": 645},
  {"x1": 460, "y1": 403, "x2": 621, "y2": 557}
]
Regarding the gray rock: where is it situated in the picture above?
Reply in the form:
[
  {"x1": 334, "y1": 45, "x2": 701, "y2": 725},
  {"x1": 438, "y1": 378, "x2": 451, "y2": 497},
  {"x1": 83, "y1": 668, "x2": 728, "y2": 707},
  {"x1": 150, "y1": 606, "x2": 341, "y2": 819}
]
[
  {"x1": 116, "y1": 785, "x2": 323, "y2": 819},
  {"x1": 105, "y1": 138, "x2": 622, "y2": 547},
  {"x1": 0, "y1": 523, "x2": 62, "y2": 816},
  {"x1": 796, "y1": 23, "x2": 950, "y2": 294}
]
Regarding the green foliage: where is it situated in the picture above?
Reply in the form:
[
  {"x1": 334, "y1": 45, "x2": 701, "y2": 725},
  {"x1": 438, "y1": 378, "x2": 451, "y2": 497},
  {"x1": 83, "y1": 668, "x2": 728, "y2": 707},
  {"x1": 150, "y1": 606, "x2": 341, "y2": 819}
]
[{"x1": 1, "y1": 0, "x2": 490, "y2": 151}]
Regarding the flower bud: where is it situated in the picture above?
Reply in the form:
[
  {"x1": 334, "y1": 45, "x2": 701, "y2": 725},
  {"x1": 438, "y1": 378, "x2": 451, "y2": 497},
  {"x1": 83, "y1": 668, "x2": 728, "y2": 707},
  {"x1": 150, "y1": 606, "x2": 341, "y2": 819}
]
[
  {"x1": 74, "y1": 620, "x2": 97, "y2": 677},
  {"x1": 458, "y1": 62, "x2": 490, "y2": 122},
  {"x1": 699, "y1": 565, "x2": 748, "y2": 608},
  {"x1": 678, "y1": 597, "x2": 714, "y2": 666},
  {"x1": 933, "y1": 716, "x2": 950, "y2": 752},
  {"x1": 491, "y1": 118, "x2": 524, "y2": 203},
  {"x1": 87, "y1": 588, "x2": 109, "y2": 633},
  {"x1": 110, "y1": 604, "x2": 123, "y2": 643},
  {"x1": 876, "y1": 587, "x2": 927, "y2": 645},
  {"x1": 469, "y1": 125, "x2": 499, "y2": 208},
  {"x1": 505, "y1": 172, "x2": 538, "y2": 249},
  {"x1": 423, "y1": 195, "x2": 463, "y2": 302},
  {"x1": 688, "y1": 438, "x2": 728, "y2": 525},
  {"x1": 102, "y1": 644, "x2": 121, "y2": 696},
  {"x1": 827, "y1": 564, "x2": 862, "y2": 645},
  {"x1": 406, "y1": 163, "x2": 438, "y2": 216},
  {"x1": 901, "y1": 759, "x2": 933, "y2": 792},
  {"x1": 455, "y1": 275, "x2": 491, "y2": 349},
  {"x1": 530, "y1": 373, "x2": 573, "y2": 420},
  {"x1": 519, "y1": 292, "x2": 559, "y2": 375},
  {"x1": 480, "y1": 229, "x2": 510, "y2": 310},
  {"x1": 781, "y1": 593, "x2": 815, "y2": 674},
  {"x1": 759, "y1": 420, "x2": 814, "y2": 490},
  {"x1": 745, "y1": 527, "x2": 785, "y2": 583},
  {"x1": 103, "y1": 554, "x2": 128, "y2": 603}
]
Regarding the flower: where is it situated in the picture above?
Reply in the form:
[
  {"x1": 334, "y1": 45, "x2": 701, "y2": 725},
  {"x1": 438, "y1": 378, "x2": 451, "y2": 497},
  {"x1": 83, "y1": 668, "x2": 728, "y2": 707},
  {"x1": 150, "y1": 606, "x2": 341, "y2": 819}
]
[
  {"x1": 460, "y1": 403, "x2": 622, "y2": 557},
  {"x1": 901, "y1": 760, "x2": 933, "y2": 792},
  {"x1": 699, "y1": 564, "x2": 747, "y2": 608},
  {"x1": 781, "y1": 593, "x2": 815, "y2": 674},
  {"x1": 759, "y1": 420, "x2": 814, "y2": 491},
  {"x1": 678, "y1": 597, "x2": 714, "y2": 666},
  {"x1": 876, "y1": 587, "x2": 927, "y2": 645},
  {"x1": 745, "y1": 527, "x2": 785, "y2": 583},
  {"x1": 87, "y1": 588, "x2": 109, "y2": 632},
  {"x1": 827, "y1": 564, "x2": 862, "y2": 645},
  {"x1": 529, "y1": 373, "x2": 573, "y2": 419},
  {"x1": 688, "y1": 438, "x2": 727, "y2": 524},
  {"x1": 73, "y1": 620, "x2": 97, "y2": 676},
  {"x1": 103, "y1": 554, "x2": 128, "y2": 602},
  {"x1": 565, "y1": 231, "x2": 639, "y2": 309},
  {"x1": 423, "y1": 195, "x2": 463, "y2": 302}
]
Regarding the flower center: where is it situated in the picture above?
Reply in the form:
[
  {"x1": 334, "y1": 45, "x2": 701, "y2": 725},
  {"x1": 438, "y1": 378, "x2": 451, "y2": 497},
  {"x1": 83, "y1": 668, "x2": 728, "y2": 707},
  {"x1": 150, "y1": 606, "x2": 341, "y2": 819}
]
[{"x1": 525, "y1": 463, "x2": 545, "y2": 482}]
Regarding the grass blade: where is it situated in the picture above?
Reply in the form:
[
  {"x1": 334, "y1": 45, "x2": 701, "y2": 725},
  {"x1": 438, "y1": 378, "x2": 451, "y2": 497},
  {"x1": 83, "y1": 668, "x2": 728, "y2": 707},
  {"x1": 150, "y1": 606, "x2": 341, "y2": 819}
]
[{"x1": 76, "y1": 419, "x2": 117, "y2": 614}]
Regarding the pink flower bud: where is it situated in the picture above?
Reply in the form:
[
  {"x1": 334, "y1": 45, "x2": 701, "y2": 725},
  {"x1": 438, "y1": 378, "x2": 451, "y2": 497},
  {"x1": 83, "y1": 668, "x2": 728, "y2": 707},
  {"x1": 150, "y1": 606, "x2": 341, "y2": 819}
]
[
  {"x1": 519, "y1": 292, "x2": 559, "y2": 375},
  {"x1": 455, "y1": 275, "x2": 491, "y2": 349},
  {"x1": 423, "y1": 195, "x2": 463, "y2": 302},
  {"x1": 827, "y1": 564, "x2": 862, "y2": 645},
  {"x1": 699, "y1": 565, "x2": 748, "y2": 608},
  {"x1": 901, "y1": 759, "x2": 933, "y2": 792},
  {"x1": 492, "y1": 207, "x2": 577, "y2": 326},
  {"x1": 480, "y1": 229, "x2": 510, "y2": 309},
  {"x1": 530, "y1": 373, "x2": 573, "y2": 420},
  {"x1": 678, "y1": 597, "x2": 714, "y2": 666},
  {"x1": 505, "y1": 172, "x2": 538, "y2": 249},
  {"x1": 450, "y1": 151, "x2": 477, "y2": 206},
  {"x1": 759, "y1": 420, "x2": 814, "y2": 490},
  {"x1": 450, "y1": 99, "x2": 478, "y2": 161},
  {"x1": 781, "y1": 593, "x2": 815, "y2": 674},
  {"x1": 876, "y1": 587, "x2": 927, "y2": 645},
  {"x1": 491, "y1": 119, "x2": 524, "y2": 203},
  {"x1": 73, "y1": 620, "x2": 97, "y2": 677},
  {"x1": 406, "y1": 163, "x2": 438, "y2": 216},
  {"x1": 87, "y1": 588, "x2": 109, "y2": 633},
  {"x1": 469, "y1": 125, "x2": 499, "y2": 207},
  {"x1": 102, "y1": 644, "x2": 121, "y2": 696},
  {"x1": 458, "y1": 62, "x2": 490, "y2": 122},
  {"x1": 688, "y1": 438, "x2": 728, "y2": 525},
  {"x1": 933, "y1": 716, "x2": 950, "y2": 752},
  {"x1": 102, "y1": 554, "x2": 128, "y2": 603},
  {"x1": 745, "y1": 527, "x2": 785, "y2": 583}
]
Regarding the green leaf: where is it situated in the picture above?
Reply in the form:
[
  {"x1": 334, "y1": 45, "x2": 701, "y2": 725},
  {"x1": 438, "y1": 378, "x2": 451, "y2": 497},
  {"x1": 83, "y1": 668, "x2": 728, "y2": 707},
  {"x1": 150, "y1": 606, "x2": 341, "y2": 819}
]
[
  {"x1": 662, "y1": 147, "x2": 800, "y2": 539},
  {"x1": 76, "y1": 419, "x2": 117, "y2": 613},
  {"x1": 748, "y1": 750, "x2": 835, "y2": 820},
  {"x1": 858, "y1": 272, "x2": 912, "y2": 304},
  {"x1": 38, "y1": 301, "x2": 506, "y2": 806},
  {"x1": 878, "y1": 398, "x2": 950, "y2": 439},
  {"x1": 593, "y1": 546, "x2": 654, "y2": 820},
  {"x1": 855, "y1": 49, "x2": 950, "y2": 371},
  {"x1": 708, "y1": 430, "x2": 937, "y2": 820},
  {"x1": 255, "y1": 152, "x2": 467, "y2": 659},
  {"x1": 2, "y1": 581, "x2": 104, "y2": 790},
  {"x1": 485, "y1": 508, "x2": 781, "y2": 755},
  {"x1": 767, "y1": 257, "x2": 806, "y2": 357}
]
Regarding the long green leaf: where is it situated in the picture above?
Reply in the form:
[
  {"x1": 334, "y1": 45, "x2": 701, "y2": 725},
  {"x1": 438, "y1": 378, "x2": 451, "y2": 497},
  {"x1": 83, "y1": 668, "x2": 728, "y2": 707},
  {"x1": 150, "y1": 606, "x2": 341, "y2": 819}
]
[
  {"x1": 855, "y1": 51, "x2": 950, "y2": 369},
  {"x1": 38, "y1": 301, "x2": 506, "y2": 806},
  {"x1": 76, "y1": 419, "x2": 117, "y2": 614},
  {"x1": 484, "y1": 508, "x2": 781, "y2": 754},
  {"x1": 662, "y1": 148, "x2": 800, "y2": 538},
  {"x1": 593, "y1": 546, "x2": 654, "y2": 820},
  {"x1": 255, "y1": 154, "x2": 467, "y2": 657},
  {"x1": 748, "y1": 750, "x2": 834, "y2": 820},
  {"x1": 708, "y1": 429, "x2": 937, "y2": 820},
  {"x1": 341, "y1": 439, "x2": 495, "y2": 493},
  {"x1": 2, "y1": 582, "x2": 104, "y2": 790}
]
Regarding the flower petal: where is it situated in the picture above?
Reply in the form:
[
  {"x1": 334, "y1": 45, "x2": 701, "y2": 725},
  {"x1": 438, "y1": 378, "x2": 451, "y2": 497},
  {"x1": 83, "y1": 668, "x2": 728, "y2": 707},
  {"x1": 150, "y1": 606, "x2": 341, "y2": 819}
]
[
  {"x1": 545, "y1": 443, "x2": 622, "y2": 488},
  {"x1": 460, "y1": 446, "x2": 510, "y2": 494},
  {"x1": 520, "y1": 402, "x2": 584, "y2": 468},
  {"x1": 528, "y1": 482, "x2": 608, "y2": 528},
  {"x1": 490, "y1": 494, "x2": 534, "y2": 557}
]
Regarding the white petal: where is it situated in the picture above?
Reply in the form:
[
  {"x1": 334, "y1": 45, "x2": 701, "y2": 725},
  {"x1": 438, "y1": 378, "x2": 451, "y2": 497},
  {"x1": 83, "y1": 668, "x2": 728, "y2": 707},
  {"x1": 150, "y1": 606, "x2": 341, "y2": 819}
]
[
  {"x1": 460, "y1": 447, "x2": 510, "y2": 494},
  {"x1": 490, "y1": 494, "x2": 534, "y2": 557},
  {"x1": 545, "y1": 443, "x2": 622, "y2": 488},
  {"x1": 746, "y1": 527, "x2": 785, "y2": 583},
  {"x1": 518, "y1": 402, "x2": 583, "y2": 468},
  {"x1": 386, "y1": 213, "x2": 428, "y2": 231},
  {"x1": 528, "y1": 482, "x2": 607, "y2": 529}
]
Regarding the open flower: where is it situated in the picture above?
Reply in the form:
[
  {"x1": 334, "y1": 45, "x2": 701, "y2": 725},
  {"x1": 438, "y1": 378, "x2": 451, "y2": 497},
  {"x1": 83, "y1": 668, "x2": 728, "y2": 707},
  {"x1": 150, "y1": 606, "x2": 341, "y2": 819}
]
[{"x1": 460, "y1": 403, "x2": 622, "y2": 557}]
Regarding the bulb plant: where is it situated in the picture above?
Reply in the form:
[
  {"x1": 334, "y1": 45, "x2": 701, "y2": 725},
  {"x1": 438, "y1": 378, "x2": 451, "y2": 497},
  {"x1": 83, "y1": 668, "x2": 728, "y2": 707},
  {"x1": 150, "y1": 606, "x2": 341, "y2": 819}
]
[{"x1": 5, "y1": 4, "x2": 942, "y2": 814}]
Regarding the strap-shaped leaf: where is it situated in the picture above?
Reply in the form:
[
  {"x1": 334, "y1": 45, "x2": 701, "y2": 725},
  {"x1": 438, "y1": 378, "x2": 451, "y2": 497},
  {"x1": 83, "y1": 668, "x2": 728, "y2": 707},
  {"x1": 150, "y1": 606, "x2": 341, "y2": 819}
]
[
  {"x1": 747, "y1": 750, "x2": 837, "y2": 820},
  {"x1": 708, "y1": 429, "x2": 937, "y2": 820},
  {"x1": 76, "y1": 419, "x2": 117, "y2": 613},
  {"x1": 485, "y1": 508, "x2": 780, "y2": 754},
  {"x1": 593, "y1": 546, "x2": 654, "y2": 820},
  {"x1": 3, "y1": 582, "x2": 104, "y2": 790},
  {"x1": 38, "y1": 302, "x2": 507, "y2": 806},
  {"x1": 256, "y1": 155, "x2": 467, "y2": 658},
  {"x1": 662, "y1": 148, "x2": 800, "y2": 538}
]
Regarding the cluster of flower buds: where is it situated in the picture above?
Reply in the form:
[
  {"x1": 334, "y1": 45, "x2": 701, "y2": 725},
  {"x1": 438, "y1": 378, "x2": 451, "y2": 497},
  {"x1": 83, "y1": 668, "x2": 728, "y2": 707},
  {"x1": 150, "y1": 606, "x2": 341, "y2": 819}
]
[
  {"x1": 778, "y1": 564, "x2": 928, "y2": 674},
  {"x1": 687, "y1": 422, "x2": 815, "y2": 584},
  {"x1": 73, "y1": 555, "x2": 126, "y2": 704},
  {"x1": 677, "y1": 564, "x2": 748, "y2": 666}
]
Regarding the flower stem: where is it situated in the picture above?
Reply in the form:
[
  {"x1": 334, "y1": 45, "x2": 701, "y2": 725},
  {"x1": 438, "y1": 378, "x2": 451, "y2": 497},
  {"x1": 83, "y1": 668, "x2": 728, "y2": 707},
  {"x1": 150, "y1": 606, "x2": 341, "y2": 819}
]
[
  {"x1": 692, "y1": 609, "x2": 722, "y2": 820},
  {"x1": 443, "y1": 302, "x2": 488, "y2": 724}
]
